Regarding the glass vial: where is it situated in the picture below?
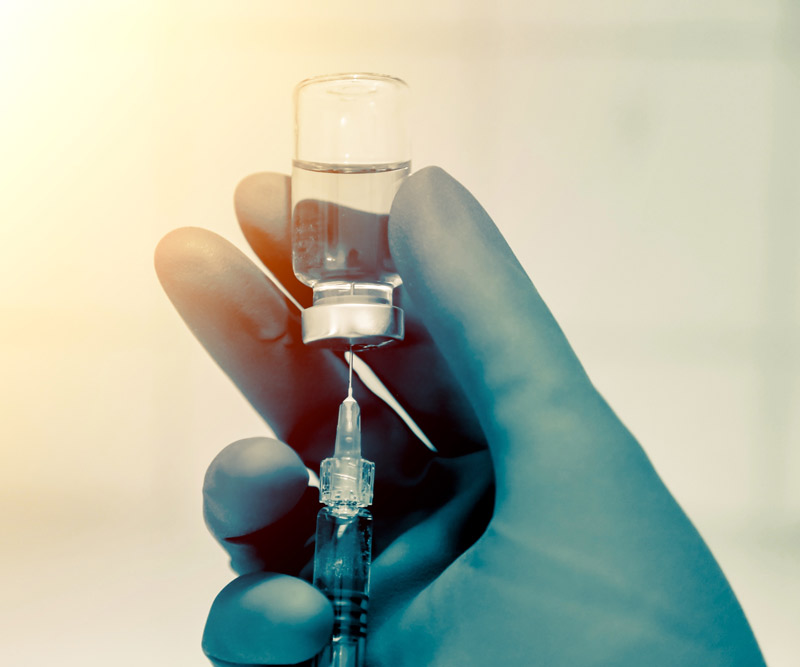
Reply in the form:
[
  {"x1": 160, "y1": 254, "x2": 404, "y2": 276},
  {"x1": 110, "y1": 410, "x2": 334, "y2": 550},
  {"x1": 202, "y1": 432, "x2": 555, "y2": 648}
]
[{"x1": 292, "y1": 73, "x2": 410, "y2": 349}]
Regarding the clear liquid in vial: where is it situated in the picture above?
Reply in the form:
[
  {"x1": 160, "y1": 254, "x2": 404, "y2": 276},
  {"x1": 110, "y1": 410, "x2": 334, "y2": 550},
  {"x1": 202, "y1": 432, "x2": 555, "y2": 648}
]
[{"x1": 292, "y1": 161, "x2": 410, "y2": 289}]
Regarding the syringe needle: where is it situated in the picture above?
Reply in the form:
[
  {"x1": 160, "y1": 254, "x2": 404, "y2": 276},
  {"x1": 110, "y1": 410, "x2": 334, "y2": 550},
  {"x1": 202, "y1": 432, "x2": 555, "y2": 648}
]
[{"x1": 347, "y1": 346, "x2": 354, "y2": 399}]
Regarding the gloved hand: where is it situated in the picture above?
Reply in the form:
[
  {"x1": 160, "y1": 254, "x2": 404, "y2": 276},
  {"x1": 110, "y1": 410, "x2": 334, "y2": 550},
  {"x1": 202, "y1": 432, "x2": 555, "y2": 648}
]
[{"x1": 155, "y1": 166, "x2": 764, "y2": 666}]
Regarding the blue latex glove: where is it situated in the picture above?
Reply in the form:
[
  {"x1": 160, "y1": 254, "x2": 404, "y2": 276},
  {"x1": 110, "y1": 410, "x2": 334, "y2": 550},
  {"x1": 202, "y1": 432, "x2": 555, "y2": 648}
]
[{"x1": 155, "y1": 167, "x2": 764, "y2": 666}]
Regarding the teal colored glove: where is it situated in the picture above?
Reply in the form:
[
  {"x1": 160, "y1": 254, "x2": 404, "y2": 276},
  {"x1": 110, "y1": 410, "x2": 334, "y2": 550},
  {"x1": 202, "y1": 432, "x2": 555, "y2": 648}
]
[{"x1": 156, "y1": 167, "x2": 764, "y2": 666}]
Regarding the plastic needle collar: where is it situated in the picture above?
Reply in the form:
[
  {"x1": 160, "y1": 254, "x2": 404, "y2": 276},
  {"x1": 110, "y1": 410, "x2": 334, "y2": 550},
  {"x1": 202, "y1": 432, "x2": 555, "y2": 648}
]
[{"x1": 319, "y1": 395, "x2": 375, "y2": 508}]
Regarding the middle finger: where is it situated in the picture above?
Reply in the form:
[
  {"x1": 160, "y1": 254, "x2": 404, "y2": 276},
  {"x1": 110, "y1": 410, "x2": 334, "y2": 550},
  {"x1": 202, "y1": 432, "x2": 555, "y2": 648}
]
[{"x1": 155, "y1": 225, "x2": 393, "y2": 466}]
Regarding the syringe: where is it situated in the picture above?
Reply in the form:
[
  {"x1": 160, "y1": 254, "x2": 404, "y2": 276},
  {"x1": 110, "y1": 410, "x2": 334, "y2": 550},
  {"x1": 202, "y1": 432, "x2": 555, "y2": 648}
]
[{"x1": 312, "y1": 350, "x2": 375, "y2": 667}]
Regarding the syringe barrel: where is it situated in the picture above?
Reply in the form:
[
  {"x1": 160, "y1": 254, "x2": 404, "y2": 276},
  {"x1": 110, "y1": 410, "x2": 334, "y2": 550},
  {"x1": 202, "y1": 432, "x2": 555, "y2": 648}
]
[{"x1": 312, "y1": 506, "x2": 373, "y2": 667}]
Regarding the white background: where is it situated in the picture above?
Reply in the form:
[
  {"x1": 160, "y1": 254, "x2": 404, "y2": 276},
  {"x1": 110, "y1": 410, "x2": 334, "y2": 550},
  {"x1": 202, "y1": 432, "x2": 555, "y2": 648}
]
[{"x1": 1, "y1": 1, "x2": 798, "y2": 664}]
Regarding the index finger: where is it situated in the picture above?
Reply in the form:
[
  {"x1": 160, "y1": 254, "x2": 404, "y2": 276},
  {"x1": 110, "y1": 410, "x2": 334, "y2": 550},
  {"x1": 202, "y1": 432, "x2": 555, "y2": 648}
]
[{"x1": 389, "y1": 167, "x2": 638, "y2": 518}]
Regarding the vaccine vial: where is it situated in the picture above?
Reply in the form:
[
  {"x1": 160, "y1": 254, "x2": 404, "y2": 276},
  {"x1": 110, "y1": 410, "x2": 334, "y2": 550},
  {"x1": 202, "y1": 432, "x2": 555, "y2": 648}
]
[{"x1": 292, "y1": 73, "x2": 410, "y2": 349}]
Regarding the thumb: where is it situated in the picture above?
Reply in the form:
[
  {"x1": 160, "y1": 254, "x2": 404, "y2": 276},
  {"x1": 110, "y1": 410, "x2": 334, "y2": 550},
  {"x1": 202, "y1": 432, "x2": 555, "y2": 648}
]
[{"x1": 388, "y1": 167, "x2": 631, "y2": 514}]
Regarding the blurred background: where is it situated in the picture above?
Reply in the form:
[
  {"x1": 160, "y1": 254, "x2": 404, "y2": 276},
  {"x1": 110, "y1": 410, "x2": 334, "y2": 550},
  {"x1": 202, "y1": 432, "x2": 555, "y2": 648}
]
[{"x1": 1, "y1": 0, "x2": 797, "y2": 664}]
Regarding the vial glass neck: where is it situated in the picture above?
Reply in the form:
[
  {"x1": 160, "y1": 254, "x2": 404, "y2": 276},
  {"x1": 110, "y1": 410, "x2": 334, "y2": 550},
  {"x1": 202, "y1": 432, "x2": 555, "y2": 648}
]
[{"x1": 313, "y1": 281, "x2": 395, "y2": 306}]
